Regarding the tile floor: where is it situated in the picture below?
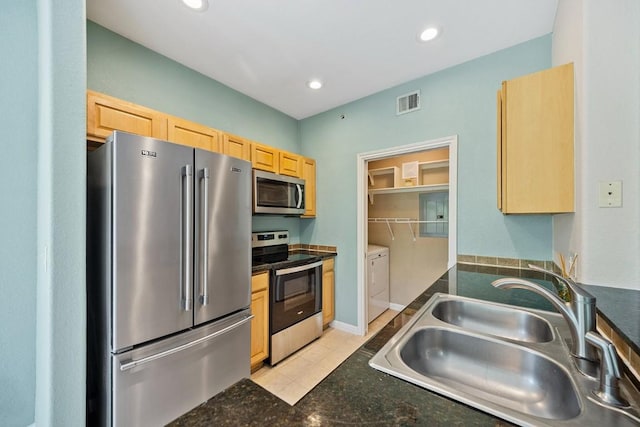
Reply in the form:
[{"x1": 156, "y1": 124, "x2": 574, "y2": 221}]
[{"x1": 251, "y1": 309, "x2": 399, "y2": 405}]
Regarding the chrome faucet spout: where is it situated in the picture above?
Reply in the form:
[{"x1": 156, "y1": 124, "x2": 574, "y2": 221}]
[
  {"x1": 527, "y1": 264, "x2": 597, "y2": 362},
  {"x1": 491, "y1": 277, "x2": 581, "y2": 354},
  {"x1": 491, "y1": 265, "x2": 598, "y2": 363}
]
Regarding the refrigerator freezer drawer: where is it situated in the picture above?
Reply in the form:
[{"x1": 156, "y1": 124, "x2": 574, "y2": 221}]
[{"x1": 111, "y1": 310, "x2": 251, "y2": 427}]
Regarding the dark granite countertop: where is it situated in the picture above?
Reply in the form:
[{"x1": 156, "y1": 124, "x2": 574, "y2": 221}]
[
  {"x1": 172, "y1": 263, "x2": 639, "y2": 426},
  {"x1": 583, "y1": 283, "x2": 640, "y2": 354}
]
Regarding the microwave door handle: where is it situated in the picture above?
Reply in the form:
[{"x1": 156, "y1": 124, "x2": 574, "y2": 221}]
[
  {"x1": 199, "y1": 168, "x2": 209, "y2": 306},
  {"x1": 296, "y1": 184, "x2": 303, "y2": 209}
]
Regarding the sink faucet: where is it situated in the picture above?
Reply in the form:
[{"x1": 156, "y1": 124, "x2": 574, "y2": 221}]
[
  {"x1": 491, "y1": 264, "x2": 598, "y2": 363},
  {"x1": 493, "y1": 265, "x2": 631, "y2": 408}
]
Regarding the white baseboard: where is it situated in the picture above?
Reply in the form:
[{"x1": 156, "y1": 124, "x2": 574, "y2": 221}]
[
  {"x1": 389, "y1": 303, "x2": 406, "y2": 312},
  {"x1": 329, "y1": 320, "x2": 363, "y2": 336}
]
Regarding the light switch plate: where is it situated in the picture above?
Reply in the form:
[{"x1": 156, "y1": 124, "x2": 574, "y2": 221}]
[{"x1": 598, "y1": 181, "x2": 622, "y2": 207}]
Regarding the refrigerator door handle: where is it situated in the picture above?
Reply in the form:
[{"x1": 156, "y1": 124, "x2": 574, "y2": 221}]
[
  {"x1": 182, "y1": 164, "x2": 193, "y2": 311},
  {"x1": 199, "y1": 167, "x2": 210, "y2": 306},
  {"x1": 295, "y1": 184, "x2": 303, "y2": 209},
  {"x1": 119, "y1": 314, "x2": 254, "y2": 372}
]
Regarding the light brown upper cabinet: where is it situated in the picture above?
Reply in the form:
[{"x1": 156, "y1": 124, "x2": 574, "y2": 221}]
[
  {"x1": 86, "y1": 92, "x2": 320, "y2": 216},
  {"x1": 87, "y1": 90, "x2": 167, "y2": 142},
  {"x1": 251, "y1": 142, "x2": 279, "y2": 173},
  {"x1": 167, "y1": 116, "x2": 221, "y2": 152},
  {"x1": 279, "y1": 151, "x2": 302, "y2": 178},
  {"x1": 301, "y1": 157, "x2": 316, "y2": 218},
  {"x1": 497, "y1": 63, "x2": 574, "y2": 214},
  {"x1": 222, "y1": 133, "x2": 252, "y2": 161}
]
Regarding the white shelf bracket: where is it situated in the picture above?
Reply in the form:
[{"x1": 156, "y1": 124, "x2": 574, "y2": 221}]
[
  {"x1": 407, "y1": 222, "x2": 416, "y2": 241},
  {"x1": 368, "y1": 191, "x2": 374, "y2": 204},
  {"x1": 385, "y1": 219, "x2": 395, "y2": 240}
]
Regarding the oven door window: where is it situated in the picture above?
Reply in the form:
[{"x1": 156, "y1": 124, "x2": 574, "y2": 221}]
[{"x1": 271, "y1": 265, "x2": 321, "y2": 334}]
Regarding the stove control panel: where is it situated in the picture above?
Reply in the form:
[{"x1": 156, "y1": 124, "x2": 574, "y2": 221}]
[{"x1": 252, "y1": 230, "x2": 289, "y2": 248}]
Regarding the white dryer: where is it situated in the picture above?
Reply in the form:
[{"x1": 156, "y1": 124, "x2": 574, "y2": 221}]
[{"x1": 367, "y1": 244, "x2": 390, "y2": 323}]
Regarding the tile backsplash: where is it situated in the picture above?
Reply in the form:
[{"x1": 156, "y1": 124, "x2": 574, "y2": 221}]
[
  {"x1": 457, "y1": 254, "x2": 558, "y2": 273},
  {"x1": 291, "y1": 243, "x2": 337, "y2": 254}
]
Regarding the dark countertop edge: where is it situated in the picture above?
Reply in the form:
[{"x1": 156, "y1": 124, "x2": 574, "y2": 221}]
[
  {"x1": 596, "y1": 308, "x2": 640, "y2": 356},
  {"x1": 290, "y1": 249, "x2": 337, "y2": 259},
  {"x1": 252, "y1": 251, "x2": 337, "y2": 274},
  {"x1": 580, "y1": 283, "x2": 640, "y2": 356}
]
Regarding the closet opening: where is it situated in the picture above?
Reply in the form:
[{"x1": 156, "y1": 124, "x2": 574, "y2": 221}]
[{"x1": 356, "y1": 136, "x2": 457, "y2": 335}]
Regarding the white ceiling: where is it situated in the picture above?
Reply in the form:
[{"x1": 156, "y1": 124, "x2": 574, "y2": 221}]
[{"x1": 87, "y1": 0, "x2": 559, "y2": 120}]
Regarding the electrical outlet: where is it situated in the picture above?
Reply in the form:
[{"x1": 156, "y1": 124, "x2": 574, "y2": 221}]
[{"x1": 598, "y1": 181, "x2": 622, "y2": 208}]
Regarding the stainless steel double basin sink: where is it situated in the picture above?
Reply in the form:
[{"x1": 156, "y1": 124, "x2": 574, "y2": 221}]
[{"x1": 369, "y1": 293, "x2": 640, "y2": 426}]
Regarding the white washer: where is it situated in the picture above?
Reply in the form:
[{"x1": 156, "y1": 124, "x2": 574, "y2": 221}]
[{"x1": 367, "y1": 244, "x2": 390, "y2": 323}]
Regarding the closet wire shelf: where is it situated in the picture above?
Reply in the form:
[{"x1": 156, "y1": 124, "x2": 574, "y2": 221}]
[{"x1": 368, "y1": 218, "x2": 449, "y2": 241}]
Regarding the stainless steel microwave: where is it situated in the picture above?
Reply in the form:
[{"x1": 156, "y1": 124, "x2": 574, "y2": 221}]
[{"x1": 253, "y1": 170, "x2": 305, "y2": 215}]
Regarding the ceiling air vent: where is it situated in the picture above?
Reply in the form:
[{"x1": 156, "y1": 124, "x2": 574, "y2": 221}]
[{"x1": 396, "y1": 90, "x2": 421, "y2": 115}]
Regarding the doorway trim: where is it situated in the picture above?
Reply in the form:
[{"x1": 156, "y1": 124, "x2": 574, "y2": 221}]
[{"x1": 355, "y1": 135, "x2": 458, "y2": 335}]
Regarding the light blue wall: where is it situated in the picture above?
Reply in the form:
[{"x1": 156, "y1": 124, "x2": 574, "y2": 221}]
[
  {"x1": 87, "y1": 21, "x2": 302, "y2": 237},
  {"x1": 1, "y1": 1, "x2": 86, "y2": 426},
  {"x1": 0, "y1": 2, "x2": 38, "y2": 425},
  {"x1": 300, "y1": 36, "x2": 553, "y2": 326},
  {"x1": 35, "y1": 0, "x2": 87, "y2": 425}
]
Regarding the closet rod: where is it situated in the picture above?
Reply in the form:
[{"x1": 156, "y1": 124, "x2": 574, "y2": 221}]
[
  {"x1": 368, "y1": 218, "x2": 448, "y2": 241},
  {"x1": 368, "y1": 217, "x2": 448, "y2": 224}
]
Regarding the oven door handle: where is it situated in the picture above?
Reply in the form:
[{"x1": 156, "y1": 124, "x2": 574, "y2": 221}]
[{"x1": 275, "y1": 260, "x2": 323, "y2": 276}]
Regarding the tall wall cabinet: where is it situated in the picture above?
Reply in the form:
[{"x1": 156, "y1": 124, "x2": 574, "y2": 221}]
[{"x1": 497, "y1": 63, "x2": 575, "y2": 214}]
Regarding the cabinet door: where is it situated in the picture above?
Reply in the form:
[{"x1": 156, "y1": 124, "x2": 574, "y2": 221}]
[
  {"x1": 250, "y1": 273, "x2": 269, "y2": 368},
  {"x1": 499, "y1": 63, "x2": 574, "y2": 214},
  {"x1": 222, "y1": 133, "x2": 251, "y2": 161},
  {"x1": 301, "y1": 158, "x2": 317, "y2": 218},
  {"x1": 167, "y1": 116, "x2": 221, "y2": 152},
  {"x1": 251, "y1": 143, "x2": 279, "y2": 173},
  {"x1": 279, "y1": 151, "x2": 302, "y2": 177},
  {"x1": 322, "y1": 258, "x2": 335, "y2": 327},
  {"x1": 87, "y1": 90, "x2": 167, "y2": 142}
]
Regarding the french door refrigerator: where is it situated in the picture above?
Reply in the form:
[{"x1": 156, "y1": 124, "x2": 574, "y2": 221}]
[{"x1": 87, "y1": 131, "x2": 252, "y2": 426}]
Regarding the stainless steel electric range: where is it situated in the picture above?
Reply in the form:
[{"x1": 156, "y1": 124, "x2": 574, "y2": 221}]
[{"x1": 251, "y1": 231, "x2": 323, "y2": 365}]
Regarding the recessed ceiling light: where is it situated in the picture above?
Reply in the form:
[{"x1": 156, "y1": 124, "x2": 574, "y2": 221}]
[
  {"x1": 182, "y1": 0, "x2": 208, "y2": 11},
  {"x1": 307, "y1": 80, "x2": 323, "y2": 90},
  {"x1": 419, "y1": 27, "x2": 440, "y2": 42}
]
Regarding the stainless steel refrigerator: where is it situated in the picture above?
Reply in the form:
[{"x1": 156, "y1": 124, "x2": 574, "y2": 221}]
[{"x1": 87, "y1": 131, "x2": 252, "y2": 426}]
